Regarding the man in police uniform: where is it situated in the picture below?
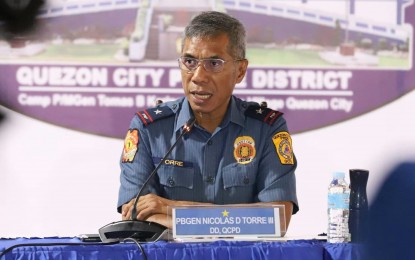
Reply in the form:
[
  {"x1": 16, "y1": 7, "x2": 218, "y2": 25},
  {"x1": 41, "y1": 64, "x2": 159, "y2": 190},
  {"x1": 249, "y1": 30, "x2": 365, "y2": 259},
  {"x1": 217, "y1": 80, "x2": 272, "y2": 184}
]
[{"x1": 118, "y1": 11, "x2": 298, "y2": 231}]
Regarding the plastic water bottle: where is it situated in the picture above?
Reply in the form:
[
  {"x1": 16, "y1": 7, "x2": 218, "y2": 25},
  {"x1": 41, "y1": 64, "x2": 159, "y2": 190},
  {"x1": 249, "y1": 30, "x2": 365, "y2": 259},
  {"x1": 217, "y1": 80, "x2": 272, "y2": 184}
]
[{"x1": 327, "y1": 172, "x2": 350, "y2": 243}]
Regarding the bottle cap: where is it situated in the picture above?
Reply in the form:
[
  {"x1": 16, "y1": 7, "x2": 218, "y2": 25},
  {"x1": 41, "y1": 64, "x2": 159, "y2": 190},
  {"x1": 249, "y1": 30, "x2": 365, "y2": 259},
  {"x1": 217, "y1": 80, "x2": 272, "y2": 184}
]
[{"x1": 333, "y1": 172, "x2": 345, "y2": 179}]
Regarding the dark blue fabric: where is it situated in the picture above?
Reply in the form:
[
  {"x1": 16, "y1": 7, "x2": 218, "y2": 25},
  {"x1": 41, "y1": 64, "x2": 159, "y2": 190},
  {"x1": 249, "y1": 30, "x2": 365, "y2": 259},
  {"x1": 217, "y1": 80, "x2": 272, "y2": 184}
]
[
  {"x1": 362, "y1": 162, "x2": 415, "y2": 260},
  {"x1": 324, "y1": 242, "x2": 364, "y2": 260},
  {"x1": 0, "y1": 238, "x2": 357, "y2": 260}
]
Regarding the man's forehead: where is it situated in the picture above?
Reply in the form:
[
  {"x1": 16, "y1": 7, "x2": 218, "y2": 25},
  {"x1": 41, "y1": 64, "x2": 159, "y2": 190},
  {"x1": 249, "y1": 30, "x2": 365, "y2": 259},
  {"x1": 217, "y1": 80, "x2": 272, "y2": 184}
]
[{"x1": 182, "y1": 35, "x2": 230, "y2": 56}]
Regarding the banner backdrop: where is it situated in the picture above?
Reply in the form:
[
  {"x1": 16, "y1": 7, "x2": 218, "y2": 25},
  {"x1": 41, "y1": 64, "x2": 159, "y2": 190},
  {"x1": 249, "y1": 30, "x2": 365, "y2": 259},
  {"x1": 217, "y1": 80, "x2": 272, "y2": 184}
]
[{"x1": 0, "y1": 0, "x2": 414, "y2": 138}]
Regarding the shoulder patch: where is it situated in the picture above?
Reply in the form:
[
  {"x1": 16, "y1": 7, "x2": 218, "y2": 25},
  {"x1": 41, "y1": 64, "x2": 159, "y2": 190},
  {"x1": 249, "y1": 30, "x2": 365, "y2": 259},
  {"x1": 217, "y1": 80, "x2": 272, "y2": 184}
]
[
  {"x1": 245, "y1": 105, "x2": 283, "y2": 125},
  {"x1": 136, "y1": 106, "x2": 174, "y2": 126},
  {"x1": 272, "y1": 131, "x2": 294, "y2": 165},
  {"x1": 122, "y1": 129, "x2": 139, "y2": 163}
]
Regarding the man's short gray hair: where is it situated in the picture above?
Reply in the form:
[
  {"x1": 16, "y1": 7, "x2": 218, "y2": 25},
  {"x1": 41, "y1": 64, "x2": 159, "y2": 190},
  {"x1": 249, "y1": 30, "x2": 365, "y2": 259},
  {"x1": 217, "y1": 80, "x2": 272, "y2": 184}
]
[{"x1": 182, "y1": 11, "x2": 246, "y2": 59}]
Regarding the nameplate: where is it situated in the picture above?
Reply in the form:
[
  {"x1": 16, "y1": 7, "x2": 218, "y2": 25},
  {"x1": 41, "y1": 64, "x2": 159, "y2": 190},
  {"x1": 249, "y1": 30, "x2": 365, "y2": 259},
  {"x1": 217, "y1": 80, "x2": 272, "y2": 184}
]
[{"x1": 172, "y1": 205, "x2": 284, "y2": 241}]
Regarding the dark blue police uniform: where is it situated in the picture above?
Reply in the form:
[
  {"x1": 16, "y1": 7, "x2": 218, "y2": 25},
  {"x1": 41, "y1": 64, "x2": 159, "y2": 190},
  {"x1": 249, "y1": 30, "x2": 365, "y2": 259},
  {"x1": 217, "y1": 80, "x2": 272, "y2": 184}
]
[{"x1": 117, "y1": 95, "x2": 299, "y2": 214}]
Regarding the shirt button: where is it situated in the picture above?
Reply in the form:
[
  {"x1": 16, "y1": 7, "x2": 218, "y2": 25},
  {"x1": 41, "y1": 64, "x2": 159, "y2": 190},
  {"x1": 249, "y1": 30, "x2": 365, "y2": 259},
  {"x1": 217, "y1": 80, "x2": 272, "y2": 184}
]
[
  {"x1": 207, "y1": 140, "x2": 213, "y2": 145},
  {"x1": 168, "y1": 177, "x2": 175, "y2": 186},
  {"x1": 243, "y1": 177, "x2": 250, "y2": 184},
  {"x1": 206, "y1": 176, "x2": 214, "y2": 183}
]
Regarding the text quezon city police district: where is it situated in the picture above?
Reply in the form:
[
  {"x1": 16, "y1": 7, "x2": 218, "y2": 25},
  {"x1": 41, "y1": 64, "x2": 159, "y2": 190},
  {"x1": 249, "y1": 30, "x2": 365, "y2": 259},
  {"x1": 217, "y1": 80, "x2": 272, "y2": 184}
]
[{"x1": 15, "y1": 66, "x2": 354, "y2": 112}]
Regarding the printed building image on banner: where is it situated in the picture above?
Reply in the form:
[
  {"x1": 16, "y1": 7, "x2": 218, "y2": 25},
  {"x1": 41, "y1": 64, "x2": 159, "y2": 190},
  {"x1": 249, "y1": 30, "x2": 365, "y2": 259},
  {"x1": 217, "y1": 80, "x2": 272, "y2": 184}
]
[{"x1": 0, "y1": 0, "x2": 414, "y2": 138}]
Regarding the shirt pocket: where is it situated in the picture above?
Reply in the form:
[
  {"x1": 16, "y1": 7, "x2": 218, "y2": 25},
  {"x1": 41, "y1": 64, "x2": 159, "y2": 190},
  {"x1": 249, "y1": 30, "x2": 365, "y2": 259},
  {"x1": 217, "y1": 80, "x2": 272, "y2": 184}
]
[
  {"x1": 222, "y1": 162, "x2": 257, "y2": 189},
  {"x1": 158, "y1": 165, "x2": 194, "y2": 200},
  {"x1": 222, "y1": 163, "x2": 257, "y2": 203}
]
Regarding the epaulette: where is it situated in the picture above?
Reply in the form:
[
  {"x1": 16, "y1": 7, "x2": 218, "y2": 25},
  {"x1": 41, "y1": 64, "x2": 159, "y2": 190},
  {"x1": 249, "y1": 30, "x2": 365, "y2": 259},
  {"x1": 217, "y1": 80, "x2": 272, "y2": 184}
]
[
  {"x1": 136, "y1": 105, "x2": 174, "y2": 126},
  {"x1": 245, "y1": 105, "x2": 283, "y2": 125}
]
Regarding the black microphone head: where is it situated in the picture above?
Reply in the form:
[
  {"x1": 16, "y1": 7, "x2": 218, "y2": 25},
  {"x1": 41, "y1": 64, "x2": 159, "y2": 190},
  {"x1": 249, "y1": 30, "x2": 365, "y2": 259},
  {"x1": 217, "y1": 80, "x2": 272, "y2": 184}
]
[
  {"x1": 0, "y1": 0, "x2": 44, "y2": 34},
  {"x1": 183, "y1": 117, "x2": 195, "y2": 133}
]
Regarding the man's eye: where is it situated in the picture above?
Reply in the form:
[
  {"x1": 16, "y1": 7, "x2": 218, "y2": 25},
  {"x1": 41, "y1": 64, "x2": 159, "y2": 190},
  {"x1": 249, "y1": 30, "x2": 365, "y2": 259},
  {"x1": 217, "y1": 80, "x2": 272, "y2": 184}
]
[
  {"x1": 210, "y1": 60, "x2": 222, "y2": 67},
  {"x1": 184, "y1": 58, "x2": 197, "y2": 66}
]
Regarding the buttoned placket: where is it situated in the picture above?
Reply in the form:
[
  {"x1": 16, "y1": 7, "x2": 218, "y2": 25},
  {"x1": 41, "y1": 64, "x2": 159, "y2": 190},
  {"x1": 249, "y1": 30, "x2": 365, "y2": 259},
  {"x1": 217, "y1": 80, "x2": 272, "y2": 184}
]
[{"x1": 203, "y1": 134, "x2": 216, "y2": 203}]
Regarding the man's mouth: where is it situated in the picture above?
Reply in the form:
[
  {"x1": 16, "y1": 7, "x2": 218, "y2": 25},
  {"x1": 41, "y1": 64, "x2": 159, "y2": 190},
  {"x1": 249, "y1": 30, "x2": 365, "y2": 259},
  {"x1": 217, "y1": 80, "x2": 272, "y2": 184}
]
[{"x1": 191, "y1": 91, "x2": 212, "y2": 100}]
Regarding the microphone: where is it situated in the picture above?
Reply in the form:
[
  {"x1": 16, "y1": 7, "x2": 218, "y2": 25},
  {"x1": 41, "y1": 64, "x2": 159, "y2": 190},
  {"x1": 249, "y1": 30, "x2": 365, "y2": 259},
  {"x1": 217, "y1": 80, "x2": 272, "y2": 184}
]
[
  {"x1": 99, "y1": 116, "x2": 196, "y2": 243},
  {"x1": 0, "y1": 0, "x2": 44, "y2": 34}
]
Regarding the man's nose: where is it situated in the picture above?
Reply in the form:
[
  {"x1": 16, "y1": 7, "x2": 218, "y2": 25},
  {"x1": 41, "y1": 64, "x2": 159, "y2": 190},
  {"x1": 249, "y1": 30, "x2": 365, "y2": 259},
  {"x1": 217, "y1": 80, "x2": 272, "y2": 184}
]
[{"x1": 191, "y1": 62, "x2": 209, "y2": 83}]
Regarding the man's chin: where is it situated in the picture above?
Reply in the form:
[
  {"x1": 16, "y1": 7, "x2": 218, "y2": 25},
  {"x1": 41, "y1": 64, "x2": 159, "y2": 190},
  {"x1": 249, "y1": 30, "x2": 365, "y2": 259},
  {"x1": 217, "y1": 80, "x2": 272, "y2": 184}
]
[{"x1": 188, "y1": 100, "x2": 209, "y2": 112}]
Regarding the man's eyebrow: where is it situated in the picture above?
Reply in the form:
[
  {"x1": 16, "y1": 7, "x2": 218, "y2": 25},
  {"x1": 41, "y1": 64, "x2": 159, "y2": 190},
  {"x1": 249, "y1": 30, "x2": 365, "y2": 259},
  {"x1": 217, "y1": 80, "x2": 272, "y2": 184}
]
[
  {"x1": 208, "y1": 55, "x2": 222, "y2": 59},
  {"x1": 182, "y1": 54, "x2": 223, "y2": 59},
  {"x1": 182, "y1": 54, "x2": 195, "y2": 58}
]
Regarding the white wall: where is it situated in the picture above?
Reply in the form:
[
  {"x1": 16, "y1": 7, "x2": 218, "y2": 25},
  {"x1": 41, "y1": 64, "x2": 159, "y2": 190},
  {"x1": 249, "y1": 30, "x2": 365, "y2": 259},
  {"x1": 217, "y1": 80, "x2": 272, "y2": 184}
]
[
  {"x1": 1, "y1": 90, "x2": 415, "y2": 238},
  {"x1": 0, "y1": 109, "x2": 121, "y2": 237},
  {"x1": 289, "y1": 90, "x2": 415, "y2": 237}
]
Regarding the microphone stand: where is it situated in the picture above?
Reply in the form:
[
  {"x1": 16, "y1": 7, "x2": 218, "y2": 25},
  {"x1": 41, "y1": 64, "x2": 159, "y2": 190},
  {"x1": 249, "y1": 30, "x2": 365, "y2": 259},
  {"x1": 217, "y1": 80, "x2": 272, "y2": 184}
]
[{"x1": 99, "y1": 117, "x2": 195, "y2": 243}]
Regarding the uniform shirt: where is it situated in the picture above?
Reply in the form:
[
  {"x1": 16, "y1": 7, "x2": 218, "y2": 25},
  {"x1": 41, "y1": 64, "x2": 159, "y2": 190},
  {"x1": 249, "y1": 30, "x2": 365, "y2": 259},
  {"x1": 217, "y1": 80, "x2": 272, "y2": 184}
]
[{"x1": 117, "y1": 96, "x2": 299, "y2": 214}]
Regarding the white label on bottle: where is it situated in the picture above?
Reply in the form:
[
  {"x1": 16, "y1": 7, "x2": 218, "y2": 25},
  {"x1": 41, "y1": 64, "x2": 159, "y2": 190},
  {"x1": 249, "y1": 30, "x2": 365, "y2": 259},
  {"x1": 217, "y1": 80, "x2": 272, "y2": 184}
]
[{"x1": 328, "y1": 193, "x2": 349, "y2": 209}]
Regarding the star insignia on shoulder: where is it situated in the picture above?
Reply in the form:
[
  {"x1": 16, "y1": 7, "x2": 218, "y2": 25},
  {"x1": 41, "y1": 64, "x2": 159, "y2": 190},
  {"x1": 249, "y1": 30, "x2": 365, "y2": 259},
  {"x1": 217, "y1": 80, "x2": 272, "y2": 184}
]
[
  {"x1": 256, "y1": 108, "x2": 264, "y2": 114},
  {"x1": 154, "y1": 109, "x2": 162, "y2": 115}
]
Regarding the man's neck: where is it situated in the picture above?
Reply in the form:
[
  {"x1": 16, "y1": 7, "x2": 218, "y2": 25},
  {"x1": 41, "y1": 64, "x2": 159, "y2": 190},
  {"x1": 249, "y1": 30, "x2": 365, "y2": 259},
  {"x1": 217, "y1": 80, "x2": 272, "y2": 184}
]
[
  {"x1": 194, "y1": 111, "x2": 224, "y2": 133},
  {"x1": 191, "y1": 97, "x2": 232, "y2": 133}
]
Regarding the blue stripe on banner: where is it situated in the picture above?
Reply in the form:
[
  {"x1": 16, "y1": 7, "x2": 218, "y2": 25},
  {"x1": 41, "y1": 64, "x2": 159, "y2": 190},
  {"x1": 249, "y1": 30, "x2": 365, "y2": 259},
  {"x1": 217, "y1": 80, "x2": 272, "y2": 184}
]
[
  {"x1": 255, "y1": 4, "x2": 267, "y2": 10},
  {"x1": 271, "y1": 7, "x2": 283, "y2": 12},
  {"x1": 223, "y1": 0, "x2": 235, "y2": 5},
  {"x1": 66, "y1": 5, "x2": 79, "y2": 10},
  {"x1": 82, "y1": 3, "x2": 95, "y2": 8},
  {"x1": 304, "y1": 12, "x2": 316, "y2": 18},
  {"x1": 99, "y1": 1, "x2": 112, "y2": 6},
  {"x1": 287, "y1": 9, "x2": 300, "y2": 15},
  {"x1": 319, "y1": 15, "x2": 333, "y2": 22},
  {"x1": 240, "y1": 2, "x2": 251, "y2": 8},
  {"x1": 373, "y1": 26, "x2": 387, "y2": 32},
  {"x1": 51, "y1": 7, "x2": 63, "y2": 13},
  {"x1": 356, "y1": 22, "x2": 369, "y2": 28}
]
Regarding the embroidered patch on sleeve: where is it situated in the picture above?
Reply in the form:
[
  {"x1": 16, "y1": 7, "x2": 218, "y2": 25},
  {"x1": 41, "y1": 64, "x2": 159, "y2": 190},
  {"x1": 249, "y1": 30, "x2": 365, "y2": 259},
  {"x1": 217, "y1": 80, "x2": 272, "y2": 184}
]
[
  {"x1": 234, "y1": 136, "x2": 256, "y2": 164},
  {"x1": 122, "y1": 129, "x2": 139, "y2": 163},
  {"x1": 272, "y1": 131, "x2": 294, "y2": 165}
]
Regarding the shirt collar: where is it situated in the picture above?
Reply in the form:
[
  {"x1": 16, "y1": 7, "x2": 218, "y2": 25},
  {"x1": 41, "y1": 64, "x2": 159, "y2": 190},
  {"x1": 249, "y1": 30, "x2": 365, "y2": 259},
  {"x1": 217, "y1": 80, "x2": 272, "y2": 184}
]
[
  {"x1": 175, "y1": 97, "x2": 194, "y2": 132},
  {"x1": 175, "y1": 96, "x2": 245, "y2": 132},
  {"x1": 229, "y1": 95, "x2": 245, "y2": 128}
]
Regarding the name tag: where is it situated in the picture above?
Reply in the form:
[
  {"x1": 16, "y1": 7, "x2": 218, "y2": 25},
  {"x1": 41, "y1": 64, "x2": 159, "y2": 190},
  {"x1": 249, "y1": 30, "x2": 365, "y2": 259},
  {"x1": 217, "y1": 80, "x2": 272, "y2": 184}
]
[{"x1": 172, "y1": 205, "x2": 283, "y2": 241}]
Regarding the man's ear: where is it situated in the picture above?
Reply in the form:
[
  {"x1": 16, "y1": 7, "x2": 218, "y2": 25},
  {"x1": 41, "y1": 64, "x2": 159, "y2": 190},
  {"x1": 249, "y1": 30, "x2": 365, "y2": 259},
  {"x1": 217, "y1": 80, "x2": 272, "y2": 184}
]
[{"x1": 236, "y1": 59, "x2": 248, "y2": 84}]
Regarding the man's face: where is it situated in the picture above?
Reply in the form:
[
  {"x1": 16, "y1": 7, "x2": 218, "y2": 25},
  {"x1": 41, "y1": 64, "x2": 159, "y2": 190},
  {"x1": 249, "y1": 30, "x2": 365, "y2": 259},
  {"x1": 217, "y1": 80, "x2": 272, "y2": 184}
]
[{"x1": 180, "y1": 34, "x2": 248, "y2": 117}]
